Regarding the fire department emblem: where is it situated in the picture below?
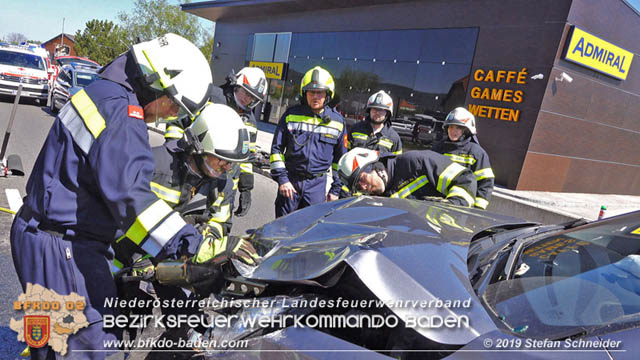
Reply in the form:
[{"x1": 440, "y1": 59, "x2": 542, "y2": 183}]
[
  {"x1": 24, "y1": 315, "x2": 50, "y2": 348},
  {"x1": 242, "y1": 140, "x2": 250, "y2": 155}
]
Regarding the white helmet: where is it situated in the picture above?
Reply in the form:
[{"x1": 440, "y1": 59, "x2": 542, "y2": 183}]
[
  {"x1": 444, "y1": 107, "x2": 477, "y2": 135},
  {"x1": 131, "y1": 33, "x2": 212, "y2": 118},
  {"x1": 186, "y1": 104, "x2": 250, "y2": 162},
  {"x1": 233, "y1": 67, "x2": 268, "y2": 107},
  {"x1": 337, "y1": 148, "x2": 380, "y2": 192},
  {"x1": 367, "y1": 90, "x2": 393, "y2": 115}
]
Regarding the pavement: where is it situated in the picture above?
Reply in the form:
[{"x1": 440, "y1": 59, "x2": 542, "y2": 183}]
[{"x1": 151, "y1": 121, "x2": 640, "y2": 224}]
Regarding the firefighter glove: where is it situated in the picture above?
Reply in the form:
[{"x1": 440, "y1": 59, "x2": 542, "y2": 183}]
[
  {"x1": 193, "y1": 233, "x2": 228, "y2": 264},
  {"x1": 131, "y1": 254, "x2": 155, "y2": 280},
  {"x1": 227, "y1": 236, "x2": 260, "y2": 265},
  {"x1": 234, "y1": 190, "x2": 252, "y2": 217}
]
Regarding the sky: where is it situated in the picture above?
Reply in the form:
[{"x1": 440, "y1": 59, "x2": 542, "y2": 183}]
[
  {"x1": 0, "y1": 0, "x2": 214, "y2": 43},
  {"x1": 2, "y1": 0, "x2": 639, "y2": 43}
]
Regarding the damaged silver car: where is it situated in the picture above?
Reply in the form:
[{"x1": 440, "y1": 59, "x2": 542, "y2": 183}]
[{"x1": 184, "y1": 196, "x2": 639, "y2": 359}]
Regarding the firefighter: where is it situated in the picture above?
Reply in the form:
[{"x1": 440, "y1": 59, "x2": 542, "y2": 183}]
[
  {"x1": 348, "y1": 90, "x2": 402, "y2": 155},
  {"x1": 270, "y1": 66, "x2": 347, "y2": 217},
  {"x1": 432, "y1": 107, "x2": 494, "y2": 209},
  {"x1": 114, "y1": 104, "x2": 258, "y2": 351},
  {"x1": 115, "y1": 103, "x2": 260, "y2": 272},
  {"x1": 10, "y1": 33, "x2": 215, "y2": 359},
  {"x1": 164, "y1": 67, "x2": 268, "y2": 218},
  {"x1": 337, "y1": 148, "x2": 477, "y2": 207},
  {"x1": 219, "y1": 67, "x2": 268, "y2": 217},
  {"x1": 343, "y1": 90, "x2": 402, "y2": 196}
]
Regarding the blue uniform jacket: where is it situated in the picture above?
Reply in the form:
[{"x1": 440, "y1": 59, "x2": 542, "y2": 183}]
[
  {"x1": 432, "y1": 136, "x2": 495, "y2": 209},
  {"x1": 270, "y1": 104, "x2": 347, "y2": 195},
  {"x1": 383, "y1": 150, "x2": 477, "y2": 207},
  {"x1": 24, "y1": 53, "x2": 201, "y2": 260},
  {"x1": 348, "y1": 118, "x2": 403, "y2": 155}
]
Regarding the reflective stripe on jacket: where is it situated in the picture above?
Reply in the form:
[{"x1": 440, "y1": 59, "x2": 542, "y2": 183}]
[
  {"x1": 348, "y1": 119, "x2": 402, "y2": 155},
  {"x1": 384, "y1": 150, "x2": 477, "y2": 208},
  {"x1": 150, "y1": 140, "x2": 234, "y2": 240},
  {"x1": 432, "y1": 137, "x2": 494, "y2": 209},
  {"x1": 24, "y1": 53, "x2": 200, "y2": 259},
  {"x1": 270, "y1": 104, "x2": 347, "y2": 195}
]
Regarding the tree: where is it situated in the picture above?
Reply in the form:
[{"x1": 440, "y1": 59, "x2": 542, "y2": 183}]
[
  {"x1": 118, "y1": 0, "x2": 204, "y2": 47},
  {"x1": 6, "y1": 32, "x2": 27, "y2": 44},
  {"x1": 199, "y1": 27, "x2": 214, "y2": 64},
  {"x1": 74, "y1": 20, "x2": 129, "y2": 65}
]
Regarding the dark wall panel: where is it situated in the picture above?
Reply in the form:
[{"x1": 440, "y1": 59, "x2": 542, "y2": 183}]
[
  {"x1": 518, "y1": 153, "x2": 571, "y2": 192},
  {"x1": 523, "y1": 0, "x2": 640, "y2": 194},
  {"x1": 527, "y1": 111, "x2": 639, "y2": 165},
  {"x1": 520, "y1": 153, "x2": 640, "y2": 196}
]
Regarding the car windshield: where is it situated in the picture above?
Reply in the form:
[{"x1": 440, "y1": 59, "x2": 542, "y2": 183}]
[
  {"x1": 57, "y1": 58, "x2": 97, "y2": 67},
  {"x1": 482, "y1": 214, "x2": 640, "y2": 339},
  {"x1": 75, "y1": 72, "x2": 100, "y2": 87},
  {"x1": 0, "y1": 49, "x2": 46, "y2": 70}
]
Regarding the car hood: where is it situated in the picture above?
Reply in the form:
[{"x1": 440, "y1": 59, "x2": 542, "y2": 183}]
[{"x1": 243, "y1": 196, "x2": 529, "y2": 345}]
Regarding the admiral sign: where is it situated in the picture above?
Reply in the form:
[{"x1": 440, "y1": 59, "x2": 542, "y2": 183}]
[
  {"x1": 249, "y1": 61, "x2": 286, "y2": 80},
  {"x1": 562, "y1": 26, "x2": 634, "y2": 80}
]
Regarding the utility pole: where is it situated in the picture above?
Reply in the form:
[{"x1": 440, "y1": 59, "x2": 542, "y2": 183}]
[{"x1": 60, "y1": 18, "x2": 65, "y2": 48}]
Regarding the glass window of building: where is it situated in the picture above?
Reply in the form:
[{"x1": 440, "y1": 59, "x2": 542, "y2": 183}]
[
  {"x1": 274, "y1": 33, "x2": 291, "y2": 63},
  {"x1": 252, "y1": 27, "x2": 478, "y2": 149},
  {"x1": 253, "y1": 33, "x2": 276, "y2": 62},
  {"x1": 245, "y1": 35, "x2": 254, "y2": 62}
]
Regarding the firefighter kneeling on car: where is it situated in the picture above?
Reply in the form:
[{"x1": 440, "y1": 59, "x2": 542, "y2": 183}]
[{"x1": 337, "y1": 148, "x2": 477, "y2": 207}]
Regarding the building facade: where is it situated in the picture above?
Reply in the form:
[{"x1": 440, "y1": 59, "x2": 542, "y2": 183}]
[
  {"x1": 183, "y1": 0, "x2": 640, "y2": 195},
  {"x1": 42, "y1": 33, "x2": 76, "y2": 59}
]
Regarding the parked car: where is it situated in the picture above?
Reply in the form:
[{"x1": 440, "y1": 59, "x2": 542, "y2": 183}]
[
  {"x1": 197, "y1": 197, "x2": 639, "y2": 359},
  {"x1": 49, "y1": 62, "x2": 101, "y2": 112},
  {"x1": 53, "y1": 55, "x2": 100, "y2": 68},
  {"x1": 49, "y1": 55, "x2": 100, "y2": 87},
  {"x1": 391, "y1": 117, "x2": 416, "y2": 137},
  {"x1": 0, "y1": 43, "x2": 51, "y2": 103},
  {"x1": 410, "y1": 114, "x2": 445, "y2": 146}
]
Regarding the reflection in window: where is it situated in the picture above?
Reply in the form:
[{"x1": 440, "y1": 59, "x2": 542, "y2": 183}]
[
  {"x1": 274, "y1": 33, "x2": 291, "y2": 63},
  {"x1": 276, "y1": 27, "x2": 478, "y2": 147},
  {"x1": 419, "y1": 28, "x2": 477, "y2": 63},
  {"x1": 246, "y1": 35, "x2": 254, "y2": 62},
  {"x1": 253, "y1": 33, "x2": 276, "y2": 62}
]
